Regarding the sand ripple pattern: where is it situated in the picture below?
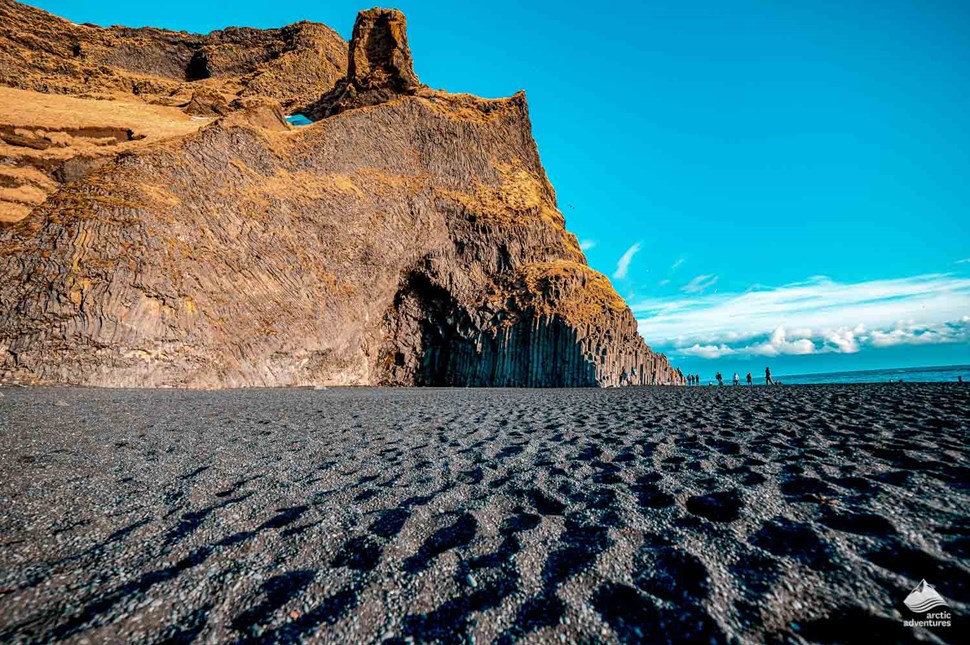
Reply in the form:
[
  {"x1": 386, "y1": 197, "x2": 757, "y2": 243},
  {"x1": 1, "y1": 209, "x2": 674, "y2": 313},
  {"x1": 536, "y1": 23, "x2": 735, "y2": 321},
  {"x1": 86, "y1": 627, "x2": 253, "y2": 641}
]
[{"x1": 0, "y1": 384, "x2": 967, "y2": 643}]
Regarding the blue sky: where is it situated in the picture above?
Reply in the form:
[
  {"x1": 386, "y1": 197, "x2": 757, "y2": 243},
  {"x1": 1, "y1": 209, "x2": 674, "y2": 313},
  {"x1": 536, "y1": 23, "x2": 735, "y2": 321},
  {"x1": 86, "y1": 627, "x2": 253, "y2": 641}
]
[{"x1": 31, "y1": 0, "x2": 970, "y2": 376}]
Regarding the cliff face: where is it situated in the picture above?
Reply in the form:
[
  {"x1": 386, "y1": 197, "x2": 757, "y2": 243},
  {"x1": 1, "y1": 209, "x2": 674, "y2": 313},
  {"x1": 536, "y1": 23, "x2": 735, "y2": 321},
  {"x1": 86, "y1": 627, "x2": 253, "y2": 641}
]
[
  {"x1": 0, "y1": 0, "x2": 347, "y2": 109},
  {"x1": 0, "y1": 3, "x2": 682, "y2": 388}
]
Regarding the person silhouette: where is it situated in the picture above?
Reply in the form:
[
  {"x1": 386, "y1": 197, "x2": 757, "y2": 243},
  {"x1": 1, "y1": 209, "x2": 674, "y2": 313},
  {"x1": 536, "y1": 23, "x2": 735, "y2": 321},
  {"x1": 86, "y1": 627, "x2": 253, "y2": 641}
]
[
  {"x1": 765, "y1": 366, "x2": 773, "y2": 385},
  {"x1": 716, "y1": 372, "x2": 723, "y2": 386},
  {"x1": 733, "y1": 372, "x2": 740, "y2": 385},
  {"x1": 746, "y1": 372, "x2": 752, "y2": 385}
]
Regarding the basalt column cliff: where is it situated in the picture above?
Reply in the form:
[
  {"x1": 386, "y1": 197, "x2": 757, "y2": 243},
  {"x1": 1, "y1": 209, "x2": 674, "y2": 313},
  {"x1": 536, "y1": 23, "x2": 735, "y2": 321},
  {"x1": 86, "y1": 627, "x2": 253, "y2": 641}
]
[{"x1": 0, "y1": 3, "x2": 682, "y2": 388}]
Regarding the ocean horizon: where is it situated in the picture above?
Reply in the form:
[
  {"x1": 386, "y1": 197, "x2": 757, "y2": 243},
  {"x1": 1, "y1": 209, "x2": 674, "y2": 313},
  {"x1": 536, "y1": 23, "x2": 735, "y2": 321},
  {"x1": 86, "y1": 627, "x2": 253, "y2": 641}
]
[{"x1": 764, "y1": 364, "x2": 968, "y2": 385}]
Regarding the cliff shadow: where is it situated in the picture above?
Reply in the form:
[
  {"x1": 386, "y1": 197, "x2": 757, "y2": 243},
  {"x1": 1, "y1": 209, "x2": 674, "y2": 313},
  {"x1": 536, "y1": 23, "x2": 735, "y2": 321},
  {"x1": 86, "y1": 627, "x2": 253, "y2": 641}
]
[{"x1": 379, "y1": 270, "x2": 598, "y2": 387}]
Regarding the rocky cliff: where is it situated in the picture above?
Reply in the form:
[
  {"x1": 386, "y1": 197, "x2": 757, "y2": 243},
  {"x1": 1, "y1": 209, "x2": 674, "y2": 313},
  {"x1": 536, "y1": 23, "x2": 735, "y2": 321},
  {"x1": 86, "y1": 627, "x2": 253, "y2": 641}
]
[
  {"x1": 0, "y1": 0, "x2": 346, "y2": 109},
  {"x1": 0, "y1": 2, "x2": 682, "y2": 388}
]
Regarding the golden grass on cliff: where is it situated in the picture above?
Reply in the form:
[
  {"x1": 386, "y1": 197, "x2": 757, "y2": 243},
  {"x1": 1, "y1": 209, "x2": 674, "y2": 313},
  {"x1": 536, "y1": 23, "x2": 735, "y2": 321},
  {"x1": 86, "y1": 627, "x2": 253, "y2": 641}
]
[
  {"x1": 0, "y1": 87, "x2": 205, "y2": 139},
  {"x1": 0, "y1": 86, "x2": 208, "y2": 223},
  {"x1": 414, "y1": 91, "x2": 526, "y2": 124},
  {"x1": 0, "y1": 200, "x2": 31, "y2": 223},
  {"x1": 0, "y1": 184, "x2": 45, "y2": 204},
  {"x1": 243, "y1": 168, "x2": 430, "y2": 207},
  {"x1": 0, "y1": 166, "x2": 56, "y2": 221},
  {"x1": 255, "y1": 170, "x2": 365, "y2": 200},
  {"x1": 500, "y1": 260, "x2": 630, "y2": 327},
  {"x1": 438, "y1": 161, "x2": 565, "y2": 228}
]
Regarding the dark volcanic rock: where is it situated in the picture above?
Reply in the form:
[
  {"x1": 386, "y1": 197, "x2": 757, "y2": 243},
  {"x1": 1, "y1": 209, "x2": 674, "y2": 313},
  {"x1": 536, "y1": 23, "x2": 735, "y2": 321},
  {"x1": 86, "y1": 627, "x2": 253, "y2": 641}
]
[
  {"x1": 0, "y1": 0, "x2": 347, "y2": 109},
  {"x1": 306, "y1": 8, "x2": 424, "y2": 119},
  {"x1": 183, "y1": 88, "x2": 230, "y2": 116},
  {"x1": 0, "y1": 5, "x2": 682, "y2": 388},
  {"x1": 348, "y1": 8, "x2": 421, "y2": 92}
]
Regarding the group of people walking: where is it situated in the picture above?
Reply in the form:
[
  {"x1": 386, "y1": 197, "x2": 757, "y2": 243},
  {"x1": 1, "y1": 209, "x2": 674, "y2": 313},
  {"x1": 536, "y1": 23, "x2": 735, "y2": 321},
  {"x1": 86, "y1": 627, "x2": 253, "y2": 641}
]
[{"x1": 685, "y1": 366, "x2": 774, "y2": 386}]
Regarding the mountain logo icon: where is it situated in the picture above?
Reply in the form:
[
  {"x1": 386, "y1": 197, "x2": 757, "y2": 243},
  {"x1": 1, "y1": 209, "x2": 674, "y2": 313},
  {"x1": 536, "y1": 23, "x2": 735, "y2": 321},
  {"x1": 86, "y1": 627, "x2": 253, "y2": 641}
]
[{"x1": 904, "y1": 580, "x2": 949, "y2": 613}]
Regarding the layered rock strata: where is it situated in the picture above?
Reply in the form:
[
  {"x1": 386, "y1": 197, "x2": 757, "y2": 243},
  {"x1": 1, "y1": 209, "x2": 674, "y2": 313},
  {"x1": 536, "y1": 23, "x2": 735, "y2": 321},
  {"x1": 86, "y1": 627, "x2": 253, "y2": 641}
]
[
  {"x1": 0, "y1": 3, "x2": 682, "y2": 387},
  {"x1": 0, "y1": 0, "x2": 347, "y2": 109}
]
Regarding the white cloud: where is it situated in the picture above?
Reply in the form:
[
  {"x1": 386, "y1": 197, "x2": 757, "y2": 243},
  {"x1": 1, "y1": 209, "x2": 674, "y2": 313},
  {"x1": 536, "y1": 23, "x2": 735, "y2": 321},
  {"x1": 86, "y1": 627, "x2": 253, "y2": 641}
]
[
  {"x1": 681, "y1": 343, "x2": 736, "y2": 359},
  {"x1": 956, "y1": 257, "x2": 970, "y2": 264},
  {"x1": 612, "y1": 243, "x2": 641, "y2": 280},
  {"x1": 681, "y1": 274, "x2": 718, "y2": 294},
  {"x1": 671, "y1": 258, "x2": 685, "y2": 270},
  {"x1": 658, "y1": 279, "x2": 670, "y2": 286},
  {"x1": 634, "y1": 273, "x2": 970, "y2": 359},
  {"x1": 869, "y1": 318, "x2": 970, "y2": 348},
  {"x1": 870, "y1": 329, "x2": 936, "y2": 347},
  {"x1": 580, "y1": 240, "x2": 596, "y2": 251},
  {"x1": 747, "y1": 327, "x2": 818, "y2": 356},
  {"x1": 823, "y1": 324, "x2": 865, "y2": 354}
]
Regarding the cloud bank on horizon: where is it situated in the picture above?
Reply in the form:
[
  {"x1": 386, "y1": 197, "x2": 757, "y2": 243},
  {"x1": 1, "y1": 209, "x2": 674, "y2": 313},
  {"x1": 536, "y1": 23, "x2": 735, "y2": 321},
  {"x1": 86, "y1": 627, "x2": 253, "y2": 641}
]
[{"x1": 634, "y1": 273, "x2": 970, "y2": 360}]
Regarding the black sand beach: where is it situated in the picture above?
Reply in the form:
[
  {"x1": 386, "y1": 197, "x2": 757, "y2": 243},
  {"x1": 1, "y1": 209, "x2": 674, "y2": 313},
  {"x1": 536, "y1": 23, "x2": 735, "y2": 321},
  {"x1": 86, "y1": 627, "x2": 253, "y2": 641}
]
[{"x1": 0, "y1": 384, "x2": 967, "y2": 643}]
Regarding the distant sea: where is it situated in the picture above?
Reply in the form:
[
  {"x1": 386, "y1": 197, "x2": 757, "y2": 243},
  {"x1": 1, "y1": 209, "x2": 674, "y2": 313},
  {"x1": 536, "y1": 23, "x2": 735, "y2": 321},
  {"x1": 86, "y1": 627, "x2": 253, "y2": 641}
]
[
  {"x1": 775, "y1": 364, "x2": 970, "y2": 385},
  {"x1": 285, "y1": 114, "x2": 313, "y2": 126}
]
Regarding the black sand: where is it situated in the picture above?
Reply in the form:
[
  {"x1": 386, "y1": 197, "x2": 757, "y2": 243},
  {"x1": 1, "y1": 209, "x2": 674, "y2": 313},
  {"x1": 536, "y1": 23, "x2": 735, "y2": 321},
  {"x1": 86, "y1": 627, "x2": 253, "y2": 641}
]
[{"x1": 0, "y1": 384, "x2": 967, "y2": 643}]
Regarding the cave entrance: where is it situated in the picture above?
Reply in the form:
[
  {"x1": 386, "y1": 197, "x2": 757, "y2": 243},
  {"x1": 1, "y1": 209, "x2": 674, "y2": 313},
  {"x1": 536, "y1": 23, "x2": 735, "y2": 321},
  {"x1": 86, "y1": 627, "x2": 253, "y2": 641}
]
[
  {"x1": 185, "y1": 50, "x2": 212, "y2": 81},
  {"x1": 412, "y1": 275, "x2": 473, "y2": 386},
  {"x1": 384, "y1": 271, "x2": 479, "y2": 387},
  {"x1": 383, "y1": 270, "x2": 599, "y2": 387}
]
